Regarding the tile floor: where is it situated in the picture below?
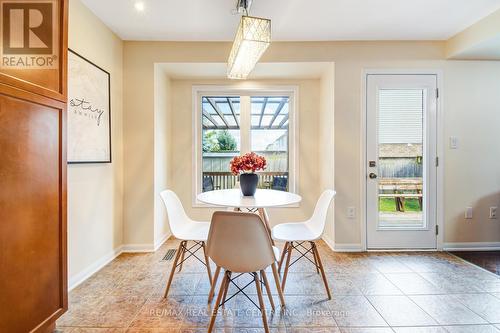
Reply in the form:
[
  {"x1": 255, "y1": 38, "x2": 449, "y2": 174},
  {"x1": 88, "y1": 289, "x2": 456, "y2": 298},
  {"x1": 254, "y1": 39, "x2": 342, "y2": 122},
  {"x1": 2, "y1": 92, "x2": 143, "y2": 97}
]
[{"x1": 57, "y1": 239, "x2": 500, "y2": 333}]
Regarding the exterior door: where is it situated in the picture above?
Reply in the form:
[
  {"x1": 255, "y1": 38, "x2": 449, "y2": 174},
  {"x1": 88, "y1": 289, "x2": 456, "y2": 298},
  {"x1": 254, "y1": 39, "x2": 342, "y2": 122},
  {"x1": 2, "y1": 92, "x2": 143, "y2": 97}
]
[{"x1": 366, "y1": 74, "x2": 438, "y2": 249}]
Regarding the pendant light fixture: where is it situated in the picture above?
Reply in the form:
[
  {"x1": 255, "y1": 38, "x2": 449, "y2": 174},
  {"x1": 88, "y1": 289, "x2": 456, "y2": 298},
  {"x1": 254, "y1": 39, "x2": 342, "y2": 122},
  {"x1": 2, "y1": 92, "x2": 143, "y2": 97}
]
[{"x1": 227, "y1": 0, "x2": 271, "y2": 79}]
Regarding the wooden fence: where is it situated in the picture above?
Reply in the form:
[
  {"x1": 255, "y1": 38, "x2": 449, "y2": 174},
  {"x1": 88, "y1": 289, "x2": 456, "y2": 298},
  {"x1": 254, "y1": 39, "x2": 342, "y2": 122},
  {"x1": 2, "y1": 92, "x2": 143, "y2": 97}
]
[{"x1": 203, "y1": 172, "x2": 289, "y2": 191}]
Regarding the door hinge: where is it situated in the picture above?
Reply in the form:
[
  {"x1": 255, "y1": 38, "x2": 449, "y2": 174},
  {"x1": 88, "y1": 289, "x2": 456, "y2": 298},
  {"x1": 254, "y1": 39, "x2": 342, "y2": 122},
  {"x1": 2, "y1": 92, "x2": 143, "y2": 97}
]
[
  {"x1": 436, "y1": 88, "x2": 439, "y2": 99},
  {"x1": 435, "y1": 225, "x2": 439, "y2": 235},
  {"x1": 435, "y1": 157, "x2": 439, "y2": 167}
]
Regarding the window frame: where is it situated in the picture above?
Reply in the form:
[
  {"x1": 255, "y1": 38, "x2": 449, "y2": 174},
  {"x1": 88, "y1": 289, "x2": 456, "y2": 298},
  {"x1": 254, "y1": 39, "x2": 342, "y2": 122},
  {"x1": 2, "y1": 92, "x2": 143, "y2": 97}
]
[{"x1": 192, "y1": 85, "x2": 299, "y2": 207}]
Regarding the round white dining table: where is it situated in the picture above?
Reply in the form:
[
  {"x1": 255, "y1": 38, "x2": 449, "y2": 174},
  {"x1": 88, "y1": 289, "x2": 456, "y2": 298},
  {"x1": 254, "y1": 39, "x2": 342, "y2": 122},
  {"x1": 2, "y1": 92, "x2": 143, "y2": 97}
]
[
  {"x1": 197, "y1": 189, "x2": 302, "y2": 245},
  {"x1": 196, "y1": 188, "x2": 302, "y2": 208}
]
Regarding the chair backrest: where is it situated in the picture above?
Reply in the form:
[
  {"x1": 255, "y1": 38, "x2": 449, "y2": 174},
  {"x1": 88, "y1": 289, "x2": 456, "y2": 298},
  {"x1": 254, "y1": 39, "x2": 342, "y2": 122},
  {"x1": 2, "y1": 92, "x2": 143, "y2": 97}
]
[
  {"x1": 203, "y1": 176, "x2": 214, "y2": 192},
  {"x1": 272, "y1": 177, "x2": 288, "y2": 191},
  {"x1": 307, "y1": 190, "x2": 336, "y2": 236},
  {"x1": 159, "y1": 190, "x2": 191, "y2": 238},
  {"x1": 207, "y1": 211, "x2": 275, "y2": 273}
]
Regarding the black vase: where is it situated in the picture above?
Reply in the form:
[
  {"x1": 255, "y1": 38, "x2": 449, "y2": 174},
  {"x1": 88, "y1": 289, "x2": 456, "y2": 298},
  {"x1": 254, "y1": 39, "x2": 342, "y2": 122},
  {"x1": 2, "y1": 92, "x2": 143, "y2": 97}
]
[{"x1": 240, "y1": 173, "x2": 258, "y2": 196}]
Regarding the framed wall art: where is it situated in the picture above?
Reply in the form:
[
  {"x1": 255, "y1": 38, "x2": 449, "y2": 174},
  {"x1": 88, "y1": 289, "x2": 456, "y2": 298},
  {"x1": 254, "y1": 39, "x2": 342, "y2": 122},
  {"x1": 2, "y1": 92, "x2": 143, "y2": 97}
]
[{"x1": 68, "y1": 49, "x2": 111, "y2": 163}]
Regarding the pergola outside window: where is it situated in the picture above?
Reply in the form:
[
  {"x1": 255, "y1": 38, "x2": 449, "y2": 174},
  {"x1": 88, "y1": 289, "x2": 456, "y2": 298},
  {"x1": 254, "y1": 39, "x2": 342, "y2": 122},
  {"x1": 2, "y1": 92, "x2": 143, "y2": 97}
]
[{"x1": 202, "y1": 96, "x2": 289, "y2": 130}]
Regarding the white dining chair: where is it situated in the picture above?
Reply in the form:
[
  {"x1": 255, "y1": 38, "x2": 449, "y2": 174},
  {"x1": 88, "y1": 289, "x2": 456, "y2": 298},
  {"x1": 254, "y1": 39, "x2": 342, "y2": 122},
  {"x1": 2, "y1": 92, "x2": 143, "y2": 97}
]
[
  {"x1": 272, "y1": 189, "x2": 335, "y2": 299},
  {"x1": 160, "y1": 190, "x2": 213, "y2": 298},
  {"x1": 207, "y1": 208, "x2": 281, "y2": 304},
  {"x1": 206, "y1": 211, "x2": 285, "y2": 333}
]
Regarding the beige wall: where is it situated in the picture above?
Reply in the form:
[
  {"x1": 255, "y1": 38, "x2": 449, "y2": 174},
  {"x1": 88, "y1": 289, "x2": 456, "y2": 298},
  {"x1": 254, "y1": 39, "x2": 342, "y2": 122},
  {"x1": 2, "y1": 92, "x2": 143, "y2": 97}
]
[
  {"x1": 123, "y1": 41, "x2": 500, "y2": 249},
  {"x1": 67, "y1": 0, "x2": 124, "y2": 287},
  {"x1": 166, "y1": 78, "x2": 322, "y2": 224},
  {"x1": 443, "y1": 61, "x2": 500, "y2": 244},
  {"x1": 154, "y1": 68, "x2": 172, "y2": 246},
  {"x1": 319, "y1": 64, "x2": 336, "y2": 246},
  {"x1": 334, "y1": 59, "x2": 500, "y2": 247}
]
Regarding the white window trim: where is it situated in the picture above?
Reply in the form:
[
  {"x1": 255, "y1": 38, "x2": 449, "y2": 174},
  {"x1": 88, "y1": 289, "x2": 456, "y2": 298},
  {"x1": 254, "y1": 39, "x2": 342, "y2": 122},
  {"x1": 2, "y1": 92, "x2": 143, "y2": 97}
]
[{"x1": 192, "y1": 85, "x2": 300, "y2": 207}]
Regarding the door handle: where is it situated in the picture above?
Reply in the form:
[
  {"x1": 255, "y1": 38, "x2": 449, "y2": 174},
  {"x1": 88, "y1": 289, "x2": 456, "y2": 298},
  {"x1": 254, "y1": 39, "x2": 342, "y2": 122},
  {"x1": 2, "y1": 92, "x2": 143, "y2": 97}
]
[{"x1": 369, "y1": 173, "x2": 377, "y2": 179}]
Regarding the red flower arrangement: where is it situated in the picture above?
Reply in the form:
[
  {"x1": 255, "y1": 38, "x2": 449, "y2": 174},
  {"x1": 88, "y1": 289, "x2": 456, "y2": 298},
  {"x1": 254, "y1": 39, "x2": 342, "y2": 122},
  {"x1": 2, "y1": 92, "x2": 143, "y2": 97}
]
[{"x1": 230, "y1": 152, "x2": 267, "y2": 175}]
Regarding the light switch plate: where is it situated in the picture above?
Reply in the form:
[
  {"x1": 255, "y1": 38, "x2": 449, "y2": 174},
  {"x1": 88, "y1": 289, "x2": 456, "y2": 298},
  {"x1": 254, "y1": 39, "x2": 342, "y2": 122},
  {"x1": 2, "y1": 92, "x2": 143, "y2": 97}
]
[
  {"x1": 490, "y1": 207, "x2": 497, "y2": 219},
  {"x1": 465, "y1": 207, "x2": 473, "y2": 219},
  {"x1": 449, "y1": 136, "x2": 458, "y2": 149},
  {"x1": 347, "y1": 207, "x2": 356, "y2": 219}
]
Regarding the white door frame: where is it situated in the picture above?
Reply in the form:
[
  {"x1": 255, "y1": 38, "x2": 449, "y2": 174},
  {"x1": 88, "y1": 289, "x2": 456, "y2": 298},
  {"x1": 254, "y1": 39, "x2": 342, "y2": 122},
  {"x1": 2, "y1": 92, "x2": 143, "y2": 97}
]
[{"x1": 360, "y1": 69, "x2": 444, "y2": 251}]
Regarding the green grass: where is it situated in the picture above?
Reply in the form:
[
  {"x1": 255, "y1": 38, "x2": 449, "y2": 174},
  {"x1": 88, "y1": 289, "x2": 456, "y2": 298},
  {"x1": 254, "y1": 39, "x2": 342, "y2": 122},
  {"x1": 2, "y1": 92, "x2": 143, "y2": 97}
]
[{"x1": 379, "y1": 198, "x2": 421, "y2": 212}]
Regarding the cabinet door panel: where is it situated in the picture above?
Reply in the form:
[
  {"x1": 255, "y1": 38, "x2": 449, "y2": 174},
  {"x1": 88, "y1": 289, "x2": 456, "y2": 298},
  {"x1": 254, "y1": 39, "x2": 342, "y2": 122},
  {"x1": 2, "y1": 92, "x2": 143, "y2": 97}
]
[
  {"x1": 0, "y1": 86, "x2": 67, "y2": 333},
  {"x1": 0, "y1": 0, "x2": 68, "y2": 101}
]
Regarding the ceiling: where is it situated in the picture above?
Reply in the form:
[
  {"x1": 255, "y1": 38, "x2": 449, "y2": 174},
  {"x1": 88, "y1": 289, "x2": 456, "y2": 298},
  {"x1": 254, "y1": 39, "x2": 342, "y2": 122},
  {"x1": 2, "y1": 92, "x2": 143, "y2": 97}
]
[
  {"x1": 452, "y1": 34, "x2": 500, "y2": 60},
  {"x1": 80, "y1": 0, "x2": 500, "y2": 41}
]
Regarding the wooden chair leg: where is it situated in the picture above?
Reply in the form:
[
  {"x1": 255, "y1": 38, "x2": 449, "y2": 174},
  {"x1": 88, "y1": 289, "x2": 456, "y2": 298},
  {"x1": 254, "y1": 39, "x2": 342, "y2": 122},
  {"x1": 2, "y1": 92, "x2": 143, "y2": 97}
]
[
  {"x1": 201, "y1": 241, "x2": 213, "y2": 282},
  {"x1": 311, "y1": 241, "x2": 320, "y2": 274},
  {"x1": 260, "y1": 269, "x2": 275, "y2": 311},
  {"x1": 208, "y1": 271, "x2": 229, "y2": 333},
  {"x1": 254, "y1": 272, "x2": 269, "y2": 333},
  {"x1": 278, "y1": 241, "x2": 289, "y2": 273},
  {"x1": 164, "y1": 241, "x2": 185, "y2": 298},
  {"x1": 281, "y1": 242, "x2": 293, "y2": 291},
  {"x1": 312, "y1": 242, "x2": 331, "y2": 300},
  {"x1": 208, "y1": 266, "x2": 221, "y2": 303},
  {"x1": 178, "y1": 241, "x2": 186, "y2": 272},
  {"x1": 258, "y1": 208, "x2": 275, "y2": 246},
  {"x1": 271, "y1": 263, "x2": 286, "y2": 308},
  {"x1": 221, "y1": 271, "x2": 232, "y2": 307}
]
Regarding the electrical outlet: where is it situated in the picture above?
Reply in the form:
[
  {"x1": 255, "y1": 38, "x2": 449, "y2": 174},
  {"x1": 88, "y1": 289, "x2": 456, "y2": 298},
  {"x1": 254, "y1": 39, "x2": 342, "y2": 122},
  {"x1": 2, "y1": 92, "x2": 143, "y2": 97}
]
[
  {"x1": 465, "y1": 207, "x2": 473, "y2": 219},
  {"x1": 490, "y1": 207, "x2": 497, "y2": 219},
  {"x1": 347, "y1": 207, "x2": 356, "y2": 219}
]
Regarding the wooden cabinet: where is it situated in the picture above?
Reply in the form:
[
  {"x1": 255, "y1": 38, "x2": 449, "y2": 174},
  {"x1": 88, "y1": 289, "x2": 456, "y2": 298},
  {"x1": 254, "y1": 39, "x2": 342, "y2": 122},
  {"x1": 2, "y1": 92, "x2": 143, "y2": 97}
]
[{"x1": 0, "y1": 1, "x2": 68, "y2": 332}]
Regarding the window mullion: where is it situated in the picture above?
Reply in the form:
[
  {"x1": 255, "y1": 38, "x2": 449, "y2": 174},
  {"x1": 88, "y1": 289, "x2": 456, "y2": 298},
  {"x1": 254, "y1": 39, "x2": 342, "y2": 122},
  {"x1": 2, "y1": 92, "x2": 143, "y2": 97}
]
[{"x1": 240, "y1": 95, "x2": 251, "y2": 153}]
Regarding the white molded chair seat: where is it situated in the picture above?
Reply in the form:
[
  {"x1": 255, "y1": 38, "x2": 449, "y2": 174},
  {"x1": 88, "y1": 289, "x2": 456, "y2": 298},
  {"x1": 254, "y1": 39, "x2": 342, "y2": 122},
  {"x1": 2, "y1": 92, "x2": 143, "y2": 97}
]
[
  {"x1": 160, "y1": 190, "x2": 210, "y2": 241},
  {"x1": 272, "y1": 222, "x2": 319, "y2": 242},
  {"x1": 271, "y1": 190, "x2": 336, "y2": 300},
  {"x1": 272, "y1": 190, "x2": 335, "y2": 242},
  {"x1": 174, "y1": 221, "x2": 210, "y2": 241},
  {"x1": 160, "y1": 190, "x2": 213, "y2": 298}
]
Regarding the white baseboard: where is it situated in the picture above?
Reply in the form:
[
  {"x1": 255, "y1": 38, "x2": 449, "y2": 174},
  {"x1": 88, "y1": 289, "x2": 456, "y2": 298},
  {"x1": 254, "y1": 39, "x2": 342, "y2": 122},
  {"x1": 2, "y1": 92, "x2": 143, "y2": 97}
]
[
  {"x1": 321, "y1": 235, "x2": 364, "y2": 252},
  {"x1": 122, "y1": 233, "x2": 173, "y2": 253},
  {"x1": 443, "y1": 242, "x2": 500, "y2": 251},
  {"x1": 68, "y1": 235, "x2": 172, "y2": 291},
  {"x1": 154, "y1": 232, "x2": 171, "y2": 251},
  {"x1": 122, "y1": 243, "x2": 156, "y2": 252},
  {"x1": 68, "y1": 246, "x2": 123, "y2": 291},
  {"x1": 334, "y1": 243, "x2": 364, "y2": 252}
]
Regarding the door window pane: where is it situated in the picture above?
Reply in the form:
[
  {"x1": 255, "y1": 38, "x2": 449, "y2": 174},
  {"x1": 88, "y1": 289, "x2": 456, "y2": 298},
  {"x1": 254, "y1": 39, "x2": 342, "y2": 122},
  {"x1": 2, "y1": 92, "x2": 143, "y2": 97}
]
[
  {"x1": 251, "y1": 96, "x2": 289, "y2": 191},
  {"x1": 378, "y1": 89, "x2": 424, "y2": 228}
]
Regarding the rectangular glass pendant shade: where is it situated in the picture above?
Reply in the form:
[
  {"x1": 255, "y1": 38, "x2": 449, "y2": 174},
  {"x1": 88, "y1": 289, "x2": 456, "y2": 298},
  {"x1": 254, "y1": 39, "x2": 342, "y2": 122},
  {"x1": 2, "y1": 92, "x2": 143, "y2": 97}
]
[{"x1": 227, "y1": 15, "x2": 271, "y2": 79}]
